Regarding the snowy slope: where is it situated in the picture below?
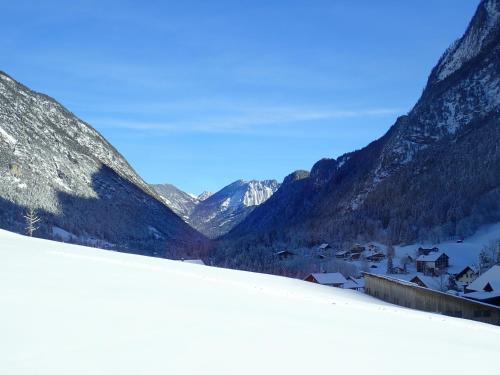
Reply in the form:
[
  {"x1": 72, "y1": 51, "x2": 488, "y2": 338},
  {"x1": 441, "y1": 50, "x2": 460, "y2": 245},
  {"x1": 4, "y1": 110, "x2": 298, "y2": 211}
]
[{"x1": 1, "y1": 230, "x2": 499, "y2": 375}]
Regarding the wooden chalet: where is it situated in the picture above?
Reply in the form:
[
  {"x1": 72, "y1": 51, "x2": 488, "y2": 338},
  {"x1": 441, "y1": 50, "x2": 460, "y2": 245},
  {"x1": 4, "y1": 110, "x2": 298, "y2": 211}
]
[
  {"x1": 275, "y1": 250, "x2": 296, "y2": 261},
  {"x1": 417, "y1": 247, "x2": 439, "y2": 257},
  {"x1": 335, "y1": 250, "x2": 349, "y2": 259},
  {"x1": 350, "y1": 244, "x2": 366, "y2": 254},
  {"x1": 304, "y1": 272, "x2": 347, "y2": 288},
  {"x1": 416, "y1": 252, "x2": 449, "y2": 274},
  {"x1": 366, "y1": 252, "x2": 385, "y2": 262},
  {"x1": 454, "y1": 266, "x2": 476, "y2": 286}
]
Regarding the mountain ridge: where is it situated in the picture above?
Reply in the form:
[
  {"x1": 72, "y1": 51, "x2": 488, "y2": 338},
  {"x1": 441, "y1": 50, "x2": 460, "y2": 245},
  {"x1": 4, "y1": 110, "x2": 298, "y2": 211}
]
[
  {"x1": 0, "y1": 70, "x2": 209, "y2": 257},
  {"x1": 220, "y1": 0, "x2": 500, "y2": 261},
  {"x1": 152, "y1": 179, "x2": 280, "y2": 238}
]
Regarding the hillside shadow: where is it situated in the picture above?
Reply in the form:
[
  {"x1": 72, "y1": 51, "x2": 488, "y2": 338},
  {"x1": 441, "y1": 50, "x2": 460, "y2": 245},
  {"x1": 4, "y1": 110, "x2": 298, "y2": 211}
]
[{"x1": 0, "y1": 164, "x2": 210, "y2": 258}]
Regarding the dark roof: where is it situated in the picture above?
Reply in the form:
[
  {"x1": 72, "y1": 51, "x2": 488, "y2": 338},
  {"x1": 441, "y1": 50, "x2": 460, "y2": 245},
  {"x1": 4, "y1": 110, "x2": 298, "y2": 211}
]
[{"x1": 455, "y1": 266, "x2": 474, "y2": 279}]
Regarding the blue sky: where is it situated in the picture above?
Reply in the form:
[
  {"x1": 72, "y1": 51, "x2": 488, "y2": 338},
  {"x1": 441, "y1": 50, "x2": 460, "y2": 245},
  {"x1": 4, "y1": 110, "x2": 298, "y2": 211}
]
[{"x1": 2, "y1": 0, "x2": 479, "y2": 194}]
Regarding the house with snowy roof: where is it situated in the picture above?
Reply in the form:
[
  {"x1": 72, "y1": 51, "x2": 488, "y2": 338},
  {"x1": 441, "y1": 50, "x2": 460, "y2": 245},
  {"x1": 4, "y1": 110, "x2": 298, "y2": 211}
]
[
  {"x1": 342, "y1": 276, "x2": 365, "y2": 291},
  {"x1": 179, "y1": 259, "x2": 206, "y2": 265},
  {"x1": 454, "y1": 266, "x2": 476, "y2": 286},
  {"x1": 366, "y1": 252, "x2": 385, "y2": 262},
  {"x1": 274, "y1": 250, "x2": 296, "y2": 260},
  {"x1": 304, "y1": 272, "x2": 347, "y2": 288},
  {"x1": 417, "y1": 247, "x2": 439, "y2": 257},
  {"x1": 317, "y1": 243, "x2": 331, "y2": 251},
  {"x1": 410, "y1": 275, "x2": 446, "y2": 291},
  {"x1": 464, "y1": 265, "x2": 500, "y2": 306},
  {"x1": 335, "y1": 250, "x2": 349, "y2": 259},
  {"x1": 416, "y1": 252, "x2": 449, "y2": 275}
]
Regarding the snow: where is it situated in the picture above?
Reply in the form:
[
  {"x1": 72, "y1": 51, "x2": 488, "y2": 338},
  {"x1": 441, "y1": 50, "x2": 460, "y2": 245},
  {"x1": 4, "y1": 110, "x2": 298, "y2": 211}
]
[
  {"x1": 0, "y1": 126, "x2": 17, "y2": 145},
  {"x1": 395, "y1": 222, "x2": 500, "y2": 273},
  {"x1": 435, "y1": 0, "x2": 499, "y2": 82},
  {"x1": 1, "y1": 229, "x2": 499, "y2": 374}
]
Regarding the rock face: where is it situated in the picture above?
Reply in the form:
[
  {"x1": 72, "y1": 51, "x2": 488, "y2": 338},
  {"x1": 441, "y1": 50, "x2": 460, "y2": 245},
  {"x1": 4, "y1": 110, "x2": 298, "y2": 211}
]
[
  {"x1": 223, "y1": 0, "x2": 500, "y2": 251},
  {"x1": 0, "y1": 72, "x2": 208, "y2": 257},
  {"x1": 152, "y1": 180, "x2": 280, "y2": 239},
  {"x1": 151, "y1": 183, "x2": 199, "y2": 221}
]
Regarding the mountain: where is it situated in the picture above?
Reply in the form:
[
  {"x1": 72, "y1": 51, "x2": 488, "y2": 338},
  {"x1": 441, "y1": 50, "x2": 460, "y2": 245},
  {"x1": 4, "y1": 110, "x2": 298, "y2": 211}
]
[
  {"x1": 0, "y1": 72, "x2": 208, "y2": 257},
  {"x1": 197, "y1": 191, "x2": 213, "y2": 201},
  {"x1": 190, "y1": 179, "x2": 280, "y2": 238},
  {"x1": 151, "y1": 183, "x2": 199, "y2": 221},
  {"x1": 152, "y1": 179, "x2": 280, "y2": 239},
  {"x1": 222, "y1": 0, "x2": 500, "y2": 257},
  {"x1": 2, "y1": 228, "x2": 497, "y2": 375}
]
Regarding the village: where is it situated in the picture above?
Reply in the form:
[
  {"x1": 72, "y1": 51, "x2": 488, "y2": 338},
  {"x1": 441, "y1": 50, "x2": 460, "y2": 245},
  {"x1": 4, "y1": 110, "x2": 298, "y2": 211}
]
[{"x1": 274, "y1": 237, "x2": 500, "y2": 325}]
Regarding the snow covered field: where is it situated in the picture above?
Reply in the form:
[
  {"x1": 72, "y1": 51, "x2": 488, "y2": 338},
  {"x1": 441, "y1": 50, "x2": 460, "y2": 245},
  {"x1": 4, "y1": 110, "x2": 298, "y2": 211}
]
[{"x1": 1, "y1": 229, "x2": 499, "y2": 374}]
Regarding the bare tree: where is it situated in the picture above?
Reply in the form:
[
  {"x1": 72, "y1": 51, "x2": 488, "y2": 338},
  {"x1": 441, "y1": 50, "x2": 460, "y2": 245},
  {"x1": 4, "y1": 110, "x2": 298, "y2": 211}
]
[
  {"x1": 400, "y1": 255, "x2": 412, "y2": 273},
  {"x1": 386, "y1": 244, "x2": 395, "y2": 274},
  {"x1": 23, "y1": 207, "x2": 41, "y2": 237}
]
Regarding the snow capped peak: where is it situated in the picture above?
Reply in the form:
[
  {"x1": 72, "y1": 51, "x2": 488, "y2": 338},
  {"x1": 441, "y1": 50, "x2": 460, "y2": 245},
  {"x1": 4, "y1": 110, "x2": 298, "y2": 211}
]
[
  {"x1": 210, "y1": 179, "x2": 280, "y2": 209},
  {"x1": 188, "y1": 179, "x2": 281, "y2": 238},
  {"x1": 431, "y1": 0, "x2": 499, "y2": 83},
  {"x1": 242, "y1": 180, "x2": 280, "y2": 207},
  {"x1": 198, "y1": 191, "x2": 213, "y2": 201}
]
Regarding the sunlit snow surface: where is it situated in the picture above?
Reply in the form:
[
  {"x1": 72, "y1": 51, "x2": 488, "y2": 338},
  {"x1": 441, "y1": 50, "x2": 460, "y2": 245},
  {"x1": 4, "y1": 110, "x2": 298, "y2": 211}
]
[{"x1": 1, "y1": 229, "x2": 499, "y2": 374}]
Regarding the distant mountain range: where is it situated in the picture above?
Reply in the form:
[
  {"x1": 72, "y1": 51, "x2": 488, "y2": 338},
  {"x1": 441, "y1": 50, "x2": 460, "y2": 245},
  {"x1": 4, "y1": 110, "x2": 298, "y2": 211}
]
[
  {"x1": 220, "y1": 0, "x2": 500, "y2": 260},
  {"x1": 0, "y1": 71, "x2": 208, "y2": 257},
  {"x1": 152, "y1": 179, "x2": 279, "y2": 238}
]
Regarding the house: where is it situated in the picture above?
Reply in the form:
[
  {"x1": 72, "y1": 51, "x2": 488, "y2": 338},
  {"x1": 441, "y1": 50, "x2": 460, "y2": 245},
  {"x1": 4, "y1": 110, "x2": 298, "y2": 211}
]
[
  {"x1": 335, "y1": 250, "x2": 349, "y2": 259},
  {"x1": 318, "y1": 243, "x2": 331, "y2": 251},
  {"x1": 179, "y1": 259, "x2": 206, "y2": 265},
  {"x1": 392, "y1": 266, "x2": 406, "y2": 274},
  {"x1": 349, "y1": 252, "x2": 362, "y2": 261},
  {"x1": 467, "y1": 265, "x2": 500, "y2": 293},
  {"x1": 454, "y1": 266, "x2": 476, "y2": 286},
  {"x1": 417, "y1": 247, "x2": 439, "y2": 257},
  {"x1": 463, "y1": 265, "x2": 500, "y2": 307},
  {"x1": 343, "y1": 276, "x2": 365, "y2": 291},
  {"x1": 350, "y1": 244, "x2": 366, "y2": 254},
  {"x1": 275, "y1": 250, "x2": 296, "y2": 260},
  {"x1": 410, "y1": 275, "x2": 446, "y2": 291},
  {"x1": 304, "y1": 272, "x2": 347, "y2": 288},
  {"x1": 366, "y1": 252, "x2": 385, "y2": 262},
  {"x1": 416, "y1": 252, "x2": 449, "y2": 274}
]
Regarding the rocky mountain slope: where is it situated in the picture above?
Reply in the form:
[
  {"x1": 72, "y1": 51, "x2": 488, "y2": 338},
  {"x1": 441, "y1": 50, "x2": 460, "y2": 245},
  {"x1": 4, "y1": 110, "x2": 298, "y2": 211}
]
[
  {"x1": 151, "y1": 183, "x2": 200, "y2": 221},
  {"x1": 0, "y1": 72, "x2": 208, "y2": 257},
  {"x1": 222, "y1": 0, "x2": 500, "y2": 257},
  {"x1": 153, "y1": 180, "x2": 280, "y2": 238}
]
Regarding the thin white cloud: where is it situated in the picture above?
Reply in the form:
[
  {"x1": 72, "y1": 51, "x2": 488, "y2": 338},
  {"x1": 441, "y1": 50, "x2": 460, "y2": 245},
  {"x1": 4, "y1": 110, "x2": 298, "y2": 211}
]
[{"x1": 91, "y1": 106, "x2": 402, "y2": 135}]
